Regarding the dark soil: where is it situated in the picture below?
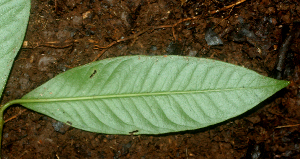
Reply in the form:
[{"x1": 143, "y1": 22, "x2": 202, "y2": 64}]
[{"x1": 1, "y1": 0, "x2": 300, "y2": 158}]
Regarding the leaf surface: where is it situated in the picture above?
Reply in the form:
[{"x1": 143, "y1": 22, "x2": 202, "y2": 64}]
[
  {"x1": 21, "y1": 56, "x2": 289, "y2": 134},
  {"x1": 0, "y1": 0, "x2": 30, "y2": 97}
]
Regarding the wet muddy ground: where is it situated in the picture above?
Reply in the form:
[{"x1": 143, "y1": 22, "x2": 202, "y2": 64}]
[{"x1": 1, "y1": 0, "x2": 300, "y2": 158}]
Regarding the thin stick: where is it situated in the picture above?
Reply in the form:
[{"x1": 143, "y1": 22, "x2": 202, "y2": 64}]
[
  {"x1": 275, "y1": 124, "x2": 300, "y2": 129},
  {"x1": 92, "y1": 17, "x2": 199, "y2": 61},
  {"x1": 209, "y1": 0, "x2": 247, "y2": 14},
  {"x1": 24, "y1": 1, "x2": 246, "y2": 61},
  {"x1": 22, "y1": 39, "x2": 80, "y2": 49},
  {"x1": 4, "y1": 109, "x2": 27, "y2": 123}
]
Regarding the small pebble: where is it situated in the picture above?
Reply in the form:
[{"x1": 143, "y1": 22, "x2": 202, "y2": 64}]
[
  {"x1": 188, "y1": 50, "x2": 197, "y2": 57},
  {"x1": 72, "y1": 15, "x2": 83, "y2": 26},
  {"x1": 205, "y1": 28, "x2": 223, "y2": 46},
  {"x1": 52, "y1": 121, "x2": 66, "y2": 134},
  {"x1": 38, "y1": 56, "x2": 56, "y2": 71},
  {"x1": 3, "y1": 133, "x2": 9, "y2": 138}
]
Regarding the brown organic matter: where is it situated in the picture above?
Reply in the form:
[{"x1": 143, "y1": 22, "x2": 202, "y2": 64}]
[{"x1": 1, "y1": 0, "x2": 300, "y2": 158}]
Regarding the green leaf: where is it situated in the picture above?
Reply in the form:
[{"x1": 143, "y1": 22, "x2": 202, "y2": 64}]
[
  {"x1": 21, "y1": 56, "x2": 289, "y2": 134},
  {"x1": 0, "y1": 0, "x2": 31, "y2": 98}
]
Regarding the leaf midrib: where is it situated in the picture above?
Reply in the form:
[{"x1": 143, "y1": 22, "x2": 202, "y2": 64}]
[{"x1": 18, "y1": 84, "x2": 282, "y2": 104}]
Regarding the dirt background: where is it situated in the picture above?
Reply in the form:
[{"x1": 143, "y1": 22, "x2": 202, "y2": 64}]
[{"x1": 1, "y1": 0, "x2": 300, "y2": 158}]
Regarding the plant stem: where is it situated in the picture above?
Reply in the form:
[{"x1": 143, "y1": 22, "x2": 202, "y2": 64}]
[{"x1": 0, "y1": 100, "x2": 21, "y2": 158}]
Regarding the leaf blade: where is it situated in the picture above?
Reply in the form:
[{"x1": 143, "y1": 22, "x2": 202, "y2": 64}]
[
  {"x1": 0, "y1": 0, "x2": 31, "y2": 97},
  {"x1": 21, "y1": 56, "x2": 289, "y2": 134}
]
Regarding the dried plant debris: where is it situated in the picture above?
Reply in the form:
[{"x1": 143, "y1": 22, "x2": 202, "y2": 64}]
[{"x1": 229, "y1": 16, "x2": 276, "y2": 58}]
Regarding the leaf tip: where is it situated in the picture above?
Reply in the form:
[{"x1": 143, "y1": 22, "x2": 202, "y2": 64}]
[{"x1": 282, "y1": 80, "x2": 291, "y2": 87}]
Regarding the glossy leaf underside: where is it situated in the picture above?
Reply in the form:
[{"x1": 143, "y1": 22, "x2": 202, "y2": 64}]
[{"x1": 21, "y1": 56, "x2": 289, "y2": 134}]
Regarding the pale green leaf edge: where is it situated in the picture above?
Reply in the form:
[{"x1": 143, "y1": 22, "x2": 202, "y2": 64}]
[{"x1": 0, "y1": 0, "x2": 31, "y2": 98}]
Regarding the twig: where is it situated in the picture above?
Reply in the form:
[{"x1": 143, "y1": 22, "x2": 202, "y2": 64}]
[
  {"x1": 209, "y1": 0, "x2": 247, "y2": 14},
  {"x1": 22, "y1": 39, "x2": 80, "y2": 49},
  {"x1": 25, "y1": 1, "x2": 246, "y2": 61},
  {"x1": 275, "y1": 124, "x2": 300, "y2": 129},
  {"x1": 274, "y1": 22, "x2": 300, "y2": 79},
  {"x1": 268, "y1": 110, "x2": 299, "y2": 123},
  {"x1": 4, "y1": 109, "x2": 27, "y2": 123},
  {"x1": 94, "y1": 26, "x2": 169, "y2": 49},
  {"x1": 92, "y1": 27, "x2": 158, "y2": 61},
  {"x1": 40, "y1": 41, "x2": 75, "y2": 48},
  {"x1": 92, "y1": 17, "x2": 199, "y2": 61}
]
